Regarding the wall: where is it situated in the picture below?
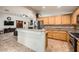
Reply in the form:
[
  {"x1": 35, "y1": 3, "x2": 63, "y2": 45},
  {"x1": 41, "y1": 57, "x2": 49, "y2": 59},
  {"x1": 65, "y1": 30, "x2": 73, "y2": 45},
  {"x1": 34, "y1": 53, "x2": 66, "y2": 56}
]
[{"x1": 0, "y1": 6, "x2": 36, "y2": 30}]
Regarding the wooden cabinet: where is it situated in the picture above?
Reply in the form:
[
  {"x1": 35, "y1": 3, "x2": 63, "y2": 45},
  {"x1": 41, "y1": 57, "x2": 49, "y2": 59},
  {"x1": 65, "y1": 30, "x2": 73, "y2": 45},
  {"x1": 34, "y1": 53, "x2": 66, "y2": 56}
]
[
  {"x1": 55, "y1": 16, "x2": 62, "y2": 24},
  {"x1": 47, "y1": 30, "x2": 69, "y2": 41},
  {"x1": 43, "y1": 17, "x2": 49, "y2": 25},
  {"x1": 71, "y1": 14, "x2": 76, "y2": 24},
  {"x1": 48, "y1": 16, "x2": 55, "y2": 24},
  {"x1": 38, "y1": 17, "x2": 49, "y2": 25},
  {"x1": 39, "y1": 14, "x2": 71, "y2": 25},
  {"x1": 38, "y1": 17, "x2": 43, "y2": 21},
  {"x1": 47, "y1": 30, "x2": 54, "y2": 38},
  {"x1": 71, "y1": 8, "x2": 79, "y2": 24},
  {"x1": 62, "y1": 15, "x2": 71, "y2": 24},
  {"x1": 53, "y1": 31, "x2": 67, "y2": 41}
]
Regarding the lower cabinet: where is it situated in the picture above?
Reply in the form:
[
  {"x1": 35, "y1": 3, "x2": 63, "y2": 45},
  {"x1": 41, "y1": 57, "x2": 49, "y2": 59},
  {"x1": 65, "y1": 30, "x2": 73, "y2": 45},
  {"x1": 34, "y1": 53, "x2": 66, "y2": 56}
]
[
  {"x1": 53, "y1": 32, "x2": 67, "y2": 41},
  {"x1": 47, "y1": 30, "x2": 69, "y2": 41}
]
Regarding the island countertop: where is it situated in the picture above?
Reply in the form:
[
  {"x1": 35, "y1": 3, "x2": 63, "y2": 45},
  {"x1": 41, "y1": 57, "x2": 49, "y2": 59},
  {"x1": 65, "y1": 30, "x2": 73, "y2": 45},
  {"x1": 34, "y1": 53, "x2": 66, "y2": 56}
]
[{"x1": 16, "y1": 28, "x2": 46, "y2": 32}]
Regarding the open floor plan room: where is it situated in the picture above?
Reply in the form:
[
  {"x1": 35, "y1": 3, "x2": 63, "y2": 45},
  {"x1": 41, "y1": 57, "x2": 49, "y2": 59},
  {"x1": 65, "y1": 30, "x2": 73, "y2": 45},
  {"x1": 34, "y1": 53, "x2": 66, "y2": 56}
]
[{"x1": 0, "y1": 6, "x2": 79, "y2": 52}]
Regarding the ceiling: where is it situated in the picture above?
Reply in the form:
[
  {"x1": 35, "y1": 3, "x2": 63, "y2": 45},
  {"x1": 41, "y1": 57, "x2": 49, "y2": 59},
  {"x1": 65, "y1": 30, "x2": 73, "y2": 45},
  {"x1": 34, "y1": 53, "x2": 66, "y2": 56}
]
[{"x1": 27, "y1": 6, "x2": 78, "y2": 17}]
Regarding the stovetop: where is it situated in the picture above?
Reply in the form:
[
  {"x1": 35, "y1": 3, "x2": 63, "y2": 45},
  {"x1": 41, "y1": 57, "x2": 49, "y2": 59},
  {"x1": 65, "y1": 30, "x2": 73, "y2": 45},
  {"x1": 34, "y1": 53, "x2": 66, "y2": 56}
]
[{"x1": 71, "y1": 33, "x2": 79, "y2": 38}]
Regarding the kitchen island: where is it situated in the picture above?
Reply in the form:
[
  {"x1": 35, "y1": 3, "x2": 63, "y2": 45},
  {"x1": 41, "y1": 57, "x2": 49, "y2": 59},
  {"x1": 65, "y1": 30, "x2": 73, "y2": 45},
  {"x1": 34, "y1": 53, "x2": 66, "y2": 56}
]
[{"x1": 17, "y1": 29, "x2": 47, "y2": 52}]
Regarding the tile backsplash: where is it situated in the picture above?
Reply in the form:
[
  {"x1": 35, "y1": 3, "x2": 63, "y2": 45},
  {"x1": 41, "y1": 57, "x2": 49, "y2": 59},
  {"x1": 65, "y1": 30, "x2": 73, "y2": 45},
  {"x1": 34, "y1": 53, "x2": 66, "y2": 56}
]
[{"x1": 44, "y1": 25, "x2": 78, "y2": 32}]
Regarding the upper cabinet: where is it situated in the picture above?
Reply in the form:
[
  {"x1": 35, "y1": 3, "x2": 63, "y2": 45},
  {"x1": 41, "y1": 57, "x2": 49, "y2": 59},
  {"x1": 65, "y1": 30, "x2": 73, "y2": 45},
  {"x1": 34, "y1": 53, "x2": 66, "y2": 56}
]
[
  {"x1": 43, "y1": 17, "x2": 49, "y2": 25},
  {"x1": 38, "y1": 8, "x2": 79, "y2": 25},
  {"x1": 55, "y1": 16, "x2": 62, "y2": 24},
  {"x1": 61, "y1": 15, "x2": 71, "y2": 24},
  {"x1": 38, "y1": 17, "x2": 49, "y2": 25},
  {"x1": 48, "y1": 16, "x2": 55, "y2": 24},
  {"x1": 71, "y1": 8, "x2": 79, "y2": 24},
  {"x1": 39, "y1": 14, "x2": 71, "y2": 25}
]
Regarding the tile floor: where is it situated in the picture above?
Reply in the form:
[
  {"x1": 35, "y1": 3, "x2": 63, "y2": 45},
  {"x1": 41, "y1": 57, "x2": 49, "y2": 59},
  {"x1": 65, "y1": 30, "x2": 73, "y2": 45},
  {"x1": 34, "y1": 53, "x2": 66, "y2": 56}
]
[
  {"x1": 0, "y1": 32, "x2": 72, "y2": 52},
  {"x1": 46, "y1": 39, "x2": 72, "y2": 52},
  {"x1": 0, "y1": 32, "x2": 34, "y2": 52}
]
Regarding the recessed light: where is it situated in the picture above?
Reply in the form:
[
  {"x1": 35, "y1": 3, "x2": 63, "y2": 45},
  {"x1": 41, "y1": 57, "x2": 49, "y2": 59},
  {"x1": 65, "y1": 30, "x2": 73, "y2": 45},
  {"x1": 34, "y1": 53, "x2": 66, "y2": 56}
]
[{"x1": 57, "y1": 6, "x2": 62, "y2": 8}]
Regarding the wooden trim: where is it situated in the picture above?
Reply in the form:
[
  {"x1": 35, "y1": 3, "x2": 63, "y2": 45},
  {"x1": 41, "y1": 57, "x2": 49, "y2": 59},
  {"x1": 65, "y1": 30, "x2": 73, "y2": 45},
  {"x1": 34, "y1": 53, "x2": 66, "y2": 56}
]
[
  {"x1": 45, "y1": 32, "x2": 48, "y2": 50},
  {"x1": 70, "y1": 14, "x2": 72, "y2": 24}
]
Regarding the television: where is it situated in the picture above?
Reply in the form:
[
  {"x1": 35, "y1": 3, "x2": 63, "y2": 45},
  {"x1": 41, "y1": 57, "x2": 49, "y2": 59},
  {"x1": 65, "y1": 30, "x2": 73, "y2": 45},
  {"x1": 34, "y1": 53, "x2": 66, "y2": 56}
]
[{"x1": 4, "y1": 21, "x2": 14, "y2": 25}]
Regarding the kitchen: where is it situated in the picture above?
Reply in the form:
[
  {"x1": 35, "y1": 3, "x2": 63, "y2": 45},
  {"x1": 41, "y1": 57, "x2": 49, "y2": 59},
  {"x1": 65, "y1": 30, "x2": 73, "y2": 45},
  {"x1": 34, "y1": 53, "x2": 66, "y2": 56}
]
[{"x1": 0, "y1": 6, "x2": 79, "y2": 52}]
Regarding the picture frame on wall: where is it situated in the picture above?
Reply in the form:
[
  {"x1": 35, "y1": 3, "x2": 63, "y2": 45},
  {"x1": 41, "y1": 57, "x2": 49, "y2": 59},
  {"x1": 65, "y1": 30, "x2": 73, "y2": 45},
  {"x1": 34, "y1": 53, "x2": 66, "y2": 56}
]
[{"x1": 7, "y1": 17, "x2": 11, "y2": 20}]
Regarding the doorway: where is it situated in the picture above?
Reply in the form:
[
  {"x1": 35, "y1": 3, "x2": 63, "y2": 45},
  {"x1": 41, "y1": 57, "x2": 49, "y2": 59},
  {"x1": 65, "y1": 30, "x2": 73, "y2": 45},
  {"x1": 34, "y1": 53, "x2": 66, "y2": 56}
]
[{"x1": 16, "y1": 20, "x2": 23, "y2": 28}]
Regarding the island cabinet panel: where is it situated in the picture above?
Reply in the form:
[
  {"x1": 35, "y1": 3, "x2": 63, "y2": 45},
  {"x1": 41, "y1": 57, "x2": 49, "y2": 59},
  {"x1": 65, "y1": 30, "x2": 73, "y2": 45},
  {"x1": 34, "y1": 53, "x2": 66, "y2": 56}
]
[
  {"x1": 17, "y1": 29, "x2": 46, "y2": 52},
  {"x1": 55, "y1": 16, "x2": 62, "y2": 24},
  {"x1": 48, "y1": 16, "x2": 55, "y2": 24},
  {"x1": 61, "y1": 15, "x2": 71, "y2": 24}
]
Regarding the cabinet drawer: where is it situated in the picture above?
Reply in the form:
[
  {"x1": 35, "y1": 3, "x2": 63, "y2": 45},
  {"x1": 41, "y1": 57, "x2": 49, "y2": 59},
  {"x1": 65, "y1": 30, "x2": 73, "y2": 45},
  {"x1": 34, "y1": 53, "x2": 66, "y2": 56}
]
[{"x1": 53, "y1": 33, "x2": 67, "y2": 41}]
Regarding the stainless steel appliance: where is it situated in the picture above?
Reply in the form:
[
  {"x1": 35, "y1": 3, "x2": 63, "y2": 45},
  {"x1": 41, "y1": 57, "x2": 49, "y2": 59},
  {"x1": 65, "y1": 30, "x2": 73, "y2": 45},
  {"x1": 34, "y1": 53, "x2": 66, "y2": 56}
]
[{"x1": 69, "y1": 33, "x2": 79, "y2": 52}]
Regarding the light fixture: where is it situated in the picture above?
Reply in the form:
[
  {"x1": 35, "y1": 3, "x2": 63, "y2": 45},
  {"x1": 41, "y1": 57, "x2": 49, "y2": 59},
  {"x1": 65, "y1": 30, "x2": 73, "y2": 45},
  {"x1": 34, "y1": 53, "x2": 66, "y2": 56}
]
[
  {"x1": 57, "y1": 6, "x2": 62, "y2": 8},
  {"x1": 23, "y1": 14, "x2": 26, "y2": 17}
]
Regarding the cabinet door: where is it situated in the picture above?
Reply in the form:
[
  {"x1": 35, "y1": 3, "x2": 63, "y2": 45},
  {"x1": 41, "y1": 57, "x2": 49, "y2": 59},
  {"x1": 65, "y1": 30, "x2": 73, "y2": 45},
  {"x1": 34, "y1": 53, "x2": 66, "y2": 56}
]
[
  {"x1": 43, "y1": 17, "x2": 49, "y2": 25},
  {"x1": 38, "y1": 17, "x2": 48, "y2": 25},
  {"x1": 38, "y1": 17, "x2": 43, "y2": 21},
  {"x1": 62, "y1": 15, "x2": 71, "y2": 24},
  {"x1": 47, "y1": 31, "x2": 54, "y2": 38},
  {"x1": 48, "y1": 16, "x2": 55, "y2": 24},
  {"x1": 53, "y1": 31, "x2": 67, "y2": 41},
  {"x1": 55, "y1": 16, "x2": 62, "y2": 24}
]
